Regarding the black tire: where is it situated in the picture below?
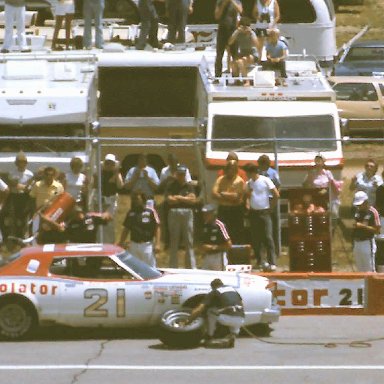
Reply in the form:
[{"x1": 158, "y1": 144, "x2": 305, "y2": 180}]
[
  {"x1": 158, "y1": 309, "x2": 205, "y2": 348},
  {"x1": 0, "y1": 298, "x2": 37, "y2": 340}
]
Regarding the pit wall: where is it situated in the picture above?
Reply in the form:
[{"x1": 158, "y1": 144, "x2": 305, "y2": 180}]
[{"x1": 259, "y1": 273, "x2": 384, "y2": 315}]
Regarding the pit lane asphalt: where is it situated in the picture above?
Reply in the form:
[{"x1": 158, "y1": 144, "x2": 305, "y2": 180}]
[{"x1": 0, "y1": 316, "x2": 384, "y2": 384}]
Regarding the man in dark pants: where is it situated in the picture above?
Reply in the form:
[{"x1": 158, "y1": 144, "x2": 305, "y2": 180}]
[
  {"x1": 186, "y1": 278, "x2": 244, "y2": 348},
  {"x1": 137, "y1": 0, "x2": 159, "y2": 49},
  {"x1": 246, "y1": 163, "x2": 279, "y2": 271},
  {"x1": 214, "y1": 0, "x2": 243, "y2": 79},
  {"x1": 166, "y1": 0, "x2": 193, "y2": 44}
]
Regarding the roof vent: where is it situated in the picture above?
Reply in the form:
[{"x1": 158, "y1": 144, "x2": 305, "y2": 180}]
[{"x1": 53, "y1": 62, "x2": 77, "y2": 81}]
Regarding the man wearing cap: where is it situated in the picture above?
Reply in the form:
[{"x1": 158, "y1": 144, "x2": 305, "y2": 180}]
[
  {"x1": 93, "y1": 154, "x2": 124, "y2": 243},
  {"x1": 186, "y1": 278, "x2": 244, "y2": 348},
  {"x1": 200, "y1": 204, "x2": 232, "y2": 270},
  {"x1": 165, "y1": 164, "x2": 199, "y2": 268},
  {"x1": 117, "y1": 192, "x2": 161, "y2": 267},
  {"x1": 352, "y1": 191, "x2": 381, "y2": 272}
]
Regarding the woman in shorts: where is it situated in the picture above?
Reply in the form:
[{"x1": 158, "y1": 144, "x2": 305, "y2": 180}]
[
  {"x1": 51, "y1": 0, "x2": 75, "y2": 50},
  {"x1": 228, "y1": 17, "x2": 259, "y2": 86},
  {"x1": 252, "y1": 0, "x2": 280, "y2": 59}
]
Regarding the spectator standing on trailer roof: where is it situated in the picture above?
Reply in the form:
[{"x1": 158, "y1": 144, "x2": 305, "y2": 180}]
[
  {"x1": 1, "y1": 0, "x2": 30, "y2": 53},
  {"x1": 214, "y1": 0, "x2": 243, "y2": 81},
  {"x1": 83, "y1": 0, "x2": 105, "y2": 49},
  {"x1": 252, "y1": 0, "x2": 280, "y2": 59},
  {"x1": 166, "y1": 0, "x2": 194, "y2": 44}
]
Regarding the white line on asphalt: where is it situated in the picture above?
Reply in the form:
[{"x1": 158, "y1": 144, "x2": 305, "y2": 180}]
[{"x1": 0, "y1": 365, "x2": 384, "y2": 370}]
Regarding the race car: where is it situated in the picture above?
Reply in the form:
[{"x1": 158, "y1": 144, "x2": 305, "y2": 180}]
[{"x1": 0, "y1": 244, "x2": 279, "y2": 346}]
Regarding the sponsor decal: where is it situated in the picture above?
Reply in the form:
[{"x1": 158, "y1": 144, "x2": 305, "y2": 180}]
[
  {"x1": 144, "y1": 291, "x2": 152, "y2": 300},
  {"x1": 271, "y1": 278, "x2": 364, "y2": 309},
  {"x1": 0, "y1": 283, "x2": 58, "y2": 296}
]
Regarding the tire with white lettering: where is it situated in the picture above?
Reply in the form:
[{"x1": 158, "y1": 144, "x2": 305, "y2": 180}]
[
  {"x1": 0, "y1": 297, "x2": 37, "y2": 340},
  {"x1": 158, "y1": 309, "x2": 205, "y2": 348}
]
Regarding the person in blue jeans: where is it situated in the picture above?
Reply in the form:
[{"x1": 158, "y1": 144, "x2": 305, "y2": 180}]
[
  {"x1": 136, "y1": 0, "x2": 159, "y2": 49},
  {"x1": 83, "y1": 0, "x2": 104, "y2": 49}
]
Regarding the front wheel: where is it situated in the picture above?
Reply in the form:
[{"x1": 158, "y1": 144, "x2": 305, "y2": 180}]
[
  {"x1": 158, "y1": 309, "x2": 205, "y2": 348},
  {"x1": 0, "y1": 299, "x2": 37, "y2": 340}
]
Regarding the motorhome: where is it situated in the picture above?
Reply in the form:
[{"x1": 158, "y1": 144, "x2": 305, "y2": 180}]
[{"x1": 0, "y1": 52, "x2": 97, "y2": 175}]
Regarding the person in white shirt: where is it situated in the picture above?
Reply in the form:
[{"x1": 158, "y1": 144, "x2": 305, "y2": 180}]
[
  {"x1": 124, "y1": 154, "x2": 160, "y2": 206},
  {"x1": 63, "y1": 157, "x2": 88, "y2": 207},
  {"x1": 245, "y1": 163, "x2": 279, "y2": 271}
]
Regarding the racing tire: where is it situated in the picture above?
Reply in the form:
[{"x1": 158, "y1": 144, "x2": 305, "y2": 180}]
[
  {"x1": 0, "y1": 298, "x2": 37, "y2": 340},
  {"x1": 158, "y1": 309, "x2": 205, "y2": 348}
]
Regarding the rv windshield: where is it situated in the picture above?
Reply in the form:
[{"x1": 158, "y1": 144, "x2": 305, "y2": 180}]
[{"x1": 211, "y1": 115, "x2": 337, "y2": 153}]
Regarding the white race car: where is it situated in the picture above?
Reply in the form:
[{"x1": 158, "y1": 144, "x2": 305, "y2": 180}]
[{"x1": 0, "y1": 244, "x2": 279, "y2": 346}]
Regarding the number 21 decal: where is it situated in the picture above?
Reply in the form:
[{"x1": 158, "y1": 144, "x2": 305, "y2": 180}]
[{"x1": 84, "y1": 288, "x2": 126, "y2": 318}]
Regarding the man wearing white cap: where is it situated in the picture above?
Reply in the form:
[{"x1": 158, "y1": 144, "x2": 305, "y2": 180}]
[{"x1": 352, "y1": 191, "x2": 381, "y2": 272}]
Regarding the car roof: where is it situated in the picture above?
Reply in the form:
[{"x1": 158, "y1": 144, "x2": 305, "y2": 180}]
[
  {"x1": 328, "y1": 76, "x2": 384, "y2": 84},
  {"x1": 20, "y1": 244, "x2": 122, "y2": 259},
  {"x1": 350, "y1": 40, "x2": 384, "y2": 48}
]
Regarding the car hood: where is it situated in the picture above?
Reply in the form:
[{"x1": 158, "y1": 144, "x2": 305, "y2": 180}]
[
  {"x1": 157, "y1": 268, "x2": 269, "y2": 289},
  {"x1": 335, "y1": 62, "x2": 384, "y2": 76}
]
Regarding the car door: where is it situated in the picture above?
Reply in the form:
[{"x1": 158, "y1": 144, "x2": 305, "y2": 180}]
[
  {"x1": 333, "y1": 81, "x2": 383, "y2": 131},
  {"x1": 53, "y1": 255, "x2": 156, "y2": 328}
]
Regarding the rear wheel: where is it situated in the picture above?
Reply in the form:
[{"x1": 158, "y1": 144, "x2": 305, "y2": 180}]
[
  {"x1": 158, "y1": 309, "x2": 205, "y2": 348},
  {"x1": 0, "y1": 299, "x2": 37, "y2": 340}
]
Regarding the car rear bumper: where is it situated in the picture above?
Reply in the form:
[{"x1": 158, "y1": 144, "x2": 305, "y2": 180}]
[{"x1": 259, "y1": 305, "x2": 280, "y2": 324}]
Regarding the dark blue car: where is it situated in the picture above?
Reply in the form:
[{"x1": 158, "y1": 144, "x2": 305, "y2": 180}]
[{"x1": 334, "y1": 40, "x2": 384, "y2": 76}]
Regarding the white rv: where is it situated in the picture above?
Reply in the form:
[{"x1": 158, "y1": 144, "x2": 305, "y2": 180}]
[{"x1": 0, "y1": 52, "x2": 97, "y2": 174}]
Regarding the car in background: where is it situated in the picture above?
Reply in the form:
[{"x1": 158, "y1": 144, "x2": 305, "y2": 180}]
[
  {"x1": 0, "y1": 0, "x2": 53, "y2": 25},
  {"x1": 333, "y1": 40, "x2": 384, "y2": 76},
  {"x1": 0, "y1": 244, "x2": 279, "y2": 347},
  {"x1": 328, "y1": 76, "x2": 384, "y2": 136}
]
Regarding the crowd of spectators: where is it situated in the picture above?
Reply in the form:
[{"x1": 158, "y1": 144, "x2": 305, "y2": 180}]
[
  {"x1": 1, "y1": 0, "x2": 288, "y2": 87},
  {"x1": 2, "y1": 149, "x2": 381, "y2": 274}
]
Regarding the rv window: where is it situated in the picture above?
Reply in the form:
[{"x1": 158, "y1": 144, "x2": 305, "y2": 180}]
[
  {"x1": 98, "y1": 67, "x2": 197, "y2": 117},
  {"x1": 279, "y1": 0, "x2": 316, "y2": 23},
  {"x1": 211, "y1": 114, "x2": 336, "y2": 152},
  {"x1": 0, "y1": 124, "x2": 85, "y2": 153}
]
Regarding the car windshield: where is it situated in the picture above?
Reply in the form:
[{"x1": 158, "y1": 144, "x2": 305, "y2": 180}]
[
  {"x1": 211, "y1": 114, "x2": 337, "y2": 152},
  {"x1": 117, "y1": 250, "x2": 162, "y2": 279},
  {"x1": 345, "y1": 47, "x2": 384, "y2": 62}
]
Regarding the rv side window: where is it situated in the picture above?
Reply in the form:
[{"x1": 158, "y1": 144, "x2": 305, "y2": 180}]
[{"x1": 279, "y1": 0, "x2": 316, "y2": 23}]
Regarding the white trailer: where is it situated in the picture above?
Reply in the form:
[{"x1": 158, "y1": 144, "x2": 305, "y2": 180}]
[{"x1": 0, "y1": 52, "x2": 97, "y2": 174}]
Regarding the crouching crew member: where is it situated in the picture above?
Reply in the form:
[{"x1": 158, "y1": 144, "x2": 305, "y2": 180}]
[
  {"x1": 117, "y1": 192, "x2": 161, "y2": 267},
  {"x1": 352, "y1": 191, "x2": 381, "y2": 272},
  {"x1": 200, "y1": 204, "x2": 232, "y2": 270},
  {"x1": 186, "y1": 278, "x2": 244, "y2": 348}
]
